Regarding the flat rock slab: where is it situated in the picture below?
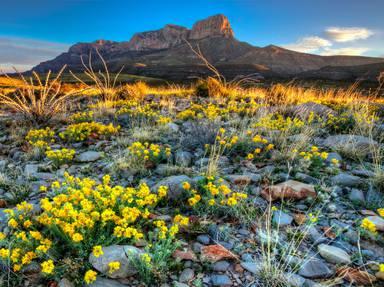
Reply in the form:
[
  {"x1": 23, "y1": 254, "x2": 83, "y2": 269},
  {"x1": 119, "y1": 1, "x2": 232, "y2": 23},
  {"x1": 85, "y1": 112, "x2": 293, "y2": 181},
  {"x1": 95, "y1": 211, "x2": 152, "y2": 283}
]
[
  {"x1": 76, "y1": 151, "x2": 102, "y2": 162},
  {"x1": 261, "y1": 180, "x2": 316, "y2": 201},
  {"x1": 318, "y1": 244, "x2": 351, "y2": 265},
  {"x1": 298, "y1": 258, "x2": 333, "y2": 279}
]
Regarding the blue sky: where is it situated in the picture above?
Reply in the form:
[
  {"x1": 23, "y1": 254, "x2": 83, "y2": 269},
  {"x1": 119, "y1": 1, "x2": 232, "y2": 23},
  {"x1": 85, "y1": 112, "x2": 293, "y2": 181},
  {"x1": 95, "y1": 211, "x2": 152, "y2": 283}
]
[{"x1": 1, "y1": 0, "x2": 383, "y2": 71}]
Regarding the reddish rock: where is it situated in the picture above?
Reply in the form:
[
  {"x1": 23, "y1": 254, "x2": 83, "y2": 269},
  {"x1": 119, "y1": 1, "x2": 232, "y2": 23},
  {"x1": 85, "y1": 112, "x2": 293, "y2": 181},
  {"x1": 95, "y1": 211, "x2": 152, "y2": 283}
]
[
  {"x1": 337, "y1": 267, "x2": 376, "y2": 285},
  {"x1": 261, "y1": 180, "x2": 316, "y2": 201},
  {"x1": 201, "y1": 245, "x2": 238, "y2": 263},
  {"x1": 173, "y1": 249, "x2": 198, "y2": 261}
]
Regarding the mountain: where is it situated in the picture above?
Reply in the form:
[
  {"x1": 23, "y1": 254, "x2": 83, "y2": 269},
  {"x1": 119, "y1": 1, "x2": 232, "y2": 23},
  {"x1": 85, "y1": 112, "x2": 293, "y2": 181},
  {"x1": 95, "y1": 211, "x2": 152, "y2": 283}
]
[{"x1": 31, "y1": 14, "x2": 384, "y2": 81}]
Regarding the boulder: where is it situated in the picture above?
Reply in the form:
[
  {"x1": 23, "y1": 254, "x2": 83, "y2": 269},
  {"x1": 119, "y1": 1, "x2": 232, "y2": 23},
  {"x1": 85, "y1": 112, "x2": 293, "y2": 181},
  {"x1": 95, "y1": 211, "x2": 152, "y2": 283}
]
[
  {"x1": 261, "y1": 180, "x2": 316, "y2": 201},
  {"x1": 89, "y1": 245, "x2": 141, "y2": 279},
  {"x1": 152, "y1": 175, "x2": 191, "y2": 199}
]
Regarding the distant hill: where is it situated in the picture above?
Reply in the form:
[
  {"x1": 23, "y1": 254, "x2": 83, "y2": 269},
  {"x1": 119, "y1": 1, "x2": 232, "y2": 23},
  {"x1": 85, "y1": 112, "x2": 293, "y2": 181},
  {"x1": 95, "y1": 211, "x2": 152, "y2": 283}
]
[{"x1": 31, "y1": 14, "x2": 384, "y2": 82}]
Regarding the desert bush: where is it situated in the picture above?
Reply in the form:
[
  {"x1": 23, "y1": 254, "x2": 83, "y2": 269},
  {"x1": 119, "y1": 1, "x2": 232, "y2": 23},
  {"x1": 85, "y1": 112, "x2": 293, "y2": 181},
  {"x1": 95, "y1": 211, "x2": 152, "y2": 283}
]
[
  {"x1": 0, "y1": 67, "x2": 74, "y2": 124},
  {"x1": 71, "y1": 49, "x2": 123, "y2": 104},
  {"x1": 121, "y1": 81, "x2": 149, "y2": 99}
]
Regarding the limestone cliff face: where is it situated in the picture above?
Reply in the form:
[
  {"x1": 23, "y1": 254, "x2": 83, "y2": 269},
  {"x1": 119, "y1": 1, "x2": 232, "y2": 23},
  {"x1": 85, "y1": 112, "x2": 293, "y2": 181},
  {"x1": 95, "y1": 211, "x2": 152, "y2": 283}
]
[
  {"x1": 127, "y1": 24, "x2": 190, "y2": 51},
  {"x1": 189, "y1": 14, "x2": 234, "y2": 40}
]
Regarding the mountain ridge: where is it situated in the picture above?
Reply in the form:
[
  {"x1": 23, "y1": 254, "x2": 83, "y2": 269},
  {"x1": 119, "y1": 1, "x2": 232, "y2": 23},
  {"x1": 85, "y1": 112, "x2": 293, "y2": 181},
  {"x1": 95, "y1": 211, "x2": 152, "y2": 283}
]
[{"x1": 31, "y1": 14, "x2": 384, "y2": 81}]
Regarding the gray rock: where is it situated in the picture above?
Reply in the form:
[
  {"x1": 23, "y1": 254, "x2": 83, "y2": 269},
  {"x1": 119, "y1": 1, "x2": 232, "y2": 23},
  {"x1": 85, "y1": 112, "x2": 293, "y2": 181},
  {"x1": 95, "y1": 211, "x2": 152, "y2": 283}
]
[
  {"x1": 0, "y1": 160, "x2": 7, "y2": 171},
  {"x1": 298, "y1": 258, "x2": 333, "y2": 279},
  {"x1": 348, "y1": 188, "x2": 365, "y2": 203},
  {"x1": 284, "y1": 273, "x2": 306, "y2": 287},
  {"x1": 318, "y1": 244, "x2": 351, "y2": 265},
  {"x1": 76, "y1": 151, "x2": 102, "y2": 162},
  {"x1": 295, "y1": 172, "x2": 320, "y2": 184},
  {"x1": 175, "y1": 151, "x2": 193, "y2": 167},
  {"x1": 240, "y1": 262, "x2": 262, "y2": 274},
  {"x1": 272, "y1": 210, "x2": 293, "y2": 226},
  {"x1": 307, "y1": 227, "x2": 327, "y2": 245},
  {"x1": 58, "y1": 278, "x2": 74, "y2": 287},
  {"x1": 167, "y1": 122, "x2": 179, "y2": 132},
  {"x1": 331, "y1": 173, "x2": 363, "y2": 187},
  {"x1": 33, "y1": 172, "x2": 55, "y2": 180},
  {"x1": 89, "y1": 245, "x2": 141, "y2": 279},
  {"x1": 153, "y1": 175, "x2": 191, "y2": 199},
  {"x1": 24, "y1": 164, "x2": 38, "y2": 177},
  {"x1": 212, "y1": 260, "x2": 230, "y2": 272},
  {"x1": 325, "y1": 152, "x2": 342, "y2": 164},
  {"x1": 211, "y1": 274, "x2": 232, "y2": 286},
  {"x1": 88, "y1": 277, "x2": 127, "y2": 287},
  {"x1": 179, "y1": 268, "x2": 194, "y2": 282},
  {"x1": 197, "y1": 234, "x2": 210, "y2": 245}
]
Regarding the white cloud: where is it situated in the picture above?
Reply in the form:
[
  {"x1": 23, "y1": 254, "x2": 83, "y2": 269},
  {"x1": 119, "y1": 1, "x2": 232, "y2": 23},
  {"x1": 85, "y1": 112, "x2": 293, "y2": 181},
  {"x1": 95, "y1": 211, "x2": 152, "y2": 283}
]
[
  {"x1": 325, "y1": 27, "x2": 374, "y2": 42},
  {"x1": 283, "y1": 36, "x2": 332, "y2": 53},
  {"x1": 320, "y1": 47, "x2": 370, "y2": 56},
  {"x1": 0, "y1": 37, "x2": 69, "y2": 72}
]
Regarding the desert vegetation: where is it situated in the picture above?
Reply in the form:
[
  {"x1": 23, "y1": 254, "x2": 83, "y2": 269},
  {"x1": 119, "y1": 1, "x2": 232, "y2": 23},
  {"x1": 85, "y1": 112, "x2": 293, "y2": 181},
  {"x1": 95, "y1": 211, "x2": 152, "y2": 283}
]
[{"x1": 0, "y1": 65, "x2": 383, "y2": 287}]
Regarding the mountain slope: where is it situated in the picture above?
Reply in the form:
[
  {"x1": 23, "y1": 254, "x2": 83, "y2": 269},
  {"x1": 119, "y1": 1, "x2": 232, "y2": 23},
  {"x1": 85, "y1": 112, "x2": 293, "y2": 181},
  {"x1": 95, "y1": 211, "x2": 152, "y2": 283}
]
[{"x1": 31, "y1": 14, "x2": 384, "y2": 81}]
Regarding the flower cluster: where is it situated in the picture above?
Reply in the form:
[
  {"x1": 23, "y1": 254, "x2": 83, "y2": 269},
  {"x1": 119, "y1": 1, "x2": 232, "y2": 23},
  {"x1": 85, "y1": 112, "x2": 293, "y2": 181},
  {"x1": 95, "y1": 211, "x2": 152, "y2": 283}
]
[
  {"x1": 69, "y1": 111, "x2": 94, "y2": 123},
  {"x1": 45, "y1": 148, "x2": 76, "y2": 167},
  {"x1": 26, "y1": 127, "x2": 55, "y2": 150},
  {"x1": 127, "y1": 142, "x2": 171, "y2": 167},
  {"x1": 59, "y1": 122, "x2": 120, "y2": 142},
  {"x1": 177, "y1": 103, "x2": 228, "y2": 121},
  {"x1": 254, "y1": 114, "x2": 305, "y2": 132},
  {"x1": 0, "y1": 173, "x2": 187, "y2": 284},
  {"x1": 246, "y1": 133, "x2": 274, "y2": 160},
  {"x1": 292, "y1": 146, "x2": 338, "y2": 175},
  {"x1": 184, "y1": 177, "x2": 248, "y2": 208}
]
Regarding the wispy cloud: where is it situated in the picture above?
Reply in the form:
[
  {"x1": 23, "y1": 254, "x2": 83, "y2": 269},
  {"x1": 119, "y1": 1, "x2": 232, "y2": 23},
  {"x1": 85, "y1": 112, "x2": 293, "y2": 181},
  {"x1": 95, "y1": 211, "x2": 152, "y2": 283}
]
[
  {"x1": 0, "y1": 37, "x2": 69, "y2": 73},
  {"x1": 325, "y1": 27, "x2": 374, "y2": 42},
  {"x1": 283, "y1": 36, "x2": 332, "y2": 53},
  {"x1": 320, "y1": 47, "x2": 370, "y2": 56}
]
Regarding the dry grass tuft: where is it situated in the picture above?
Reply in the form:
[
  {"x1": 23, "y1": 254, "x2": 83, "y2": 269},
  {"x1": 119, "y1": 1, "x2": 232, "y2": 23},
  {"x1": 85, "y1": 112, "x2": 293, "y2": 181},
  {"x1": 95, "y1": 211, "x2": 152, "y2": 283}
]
[{"x1": 0, "y1": 66, "x2": 74, "y2": 125}]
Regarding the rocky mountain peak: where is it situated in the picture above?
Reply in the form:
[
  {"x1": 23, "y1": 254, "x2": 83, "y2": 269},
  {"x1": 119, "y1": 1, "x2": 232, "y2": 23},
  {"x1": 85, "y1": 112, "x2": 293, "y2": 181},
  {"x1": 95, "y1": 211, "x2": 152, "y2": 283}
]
[{"x1": 190, "y1": 14, "x2": 234, "y2": 40}]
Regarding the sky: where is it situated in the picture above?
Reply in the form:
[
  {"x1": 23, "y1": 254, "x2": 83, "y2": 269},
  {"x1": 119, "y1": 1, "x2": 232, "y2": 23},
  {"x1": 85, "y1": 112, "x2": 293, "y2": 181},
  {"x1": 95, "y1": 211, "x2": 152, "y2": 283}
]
[{"x1": 1, "y1": 0, "x2": 383, "y2": 72}]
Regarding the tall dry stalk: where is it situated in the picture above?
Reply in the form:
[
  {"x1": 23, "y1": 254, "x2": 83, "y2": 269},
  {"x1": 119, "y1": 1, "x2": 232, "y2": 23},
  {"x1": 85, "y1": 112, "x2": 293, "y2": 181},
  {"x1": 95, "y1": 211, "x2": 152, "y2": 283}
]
[
  {"x1": 70, "y1": 48, "x2": 124, "y2": 104},
  {"x1": 0, "y1": 66, "x2": 73, "y2": 125}
]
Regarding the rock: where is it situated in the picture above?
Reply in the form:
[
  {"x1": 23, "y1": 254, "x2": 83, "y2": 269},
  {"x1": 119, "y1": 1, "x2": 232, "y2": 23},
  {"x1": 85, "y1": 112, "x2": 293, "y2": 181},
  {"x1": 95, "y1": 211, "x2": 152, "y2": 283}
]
[
  {"x1": 292, "y1": 102, "x2": 335, "y2": 118},
  {"x1": 89, "y1": 245, "x2": 141, "y2": 278},
  {"x1": 153, "y1": 175, "x2": 191, "y2": 200},
  {"x1": 240, "y1": 262, "x2": 262, "y2": 274},
  {"x1": 172, "y1": 249, "x2": 198, "y2": 262},
  {"x1": 210, "y1": 274, "x2": 232, "y2": 286},
  {"x1": 365, "y1": 216, "x2": 384, "y2": 231},
  {"x1": 33, "y1": 172, "x2": 55, "y2": 180},
  {"x1": 348, "y1": 188, "x2": 365, "y2": 203},
  {"x1": 58, "y1": 278, "x2": 74, "y2": 287},
  {"x1": 173, "y1": 282, "x2": 189, "y2": 287},
  {"x1": 318, "y1": 244, "x2": 351, "y2": 265},
  {"x1": 272, "y1": 210, "x2": 293, "y2": 226},
  {"x1": 284, "y1": 273, "x2": 306, "y2": 287},
  {"x1": 261, "y1": 180, "x2": 316, "y2": 201},
  {"x1": 88, "y1": 277, "x2": 127, "y2": 287},
  {"x1": 24, "y1": 164, "x2": 38, "y2": 177},
  {"x1": 167, "y1": 122, "x2": 179, "y2": 132},
  {"x1": 197, "y1": 234, "x2": 211, "y2": 245},
  {"x1": 0, "y1": 160, "x2": 7, "y2": 171},
  {"x1": 190, "y1": 14, "x2": 234, "y2": 40},
  {"x1": 336, "y1": 267, "x2": 376, "y2": 285},
  {"x1": 226, "y1": 174, "x2": 251, "y2": 186},
  {"x1": 179, "y1": 268, "x2": 194, "y2": 283},
  {"x1": 307, "y1": 227, "x2": 327, "y2": 245},
  {"x1": 298, "y1": 258, "x2": 333, "y2": 279},
  {"x1": 375, "y1": 271, "x2": 384, "y2": 280},
  {"x1": 331, "y1": 173, "x2": 363, "y2": 187},
  {"x1": 76, "y1": 151, "x2": 102, "y2": 162},
  {"x1": 295, "y1": 172, "x2": 319, "y2": 185},
  {"x1": 212, "y1": 260, "x2": 230, "y2": 272},
  {"x1": 175, "y1": 151, "x2": 193, "y2": 167},
  {"x1": 325, "y1": 152, "x2": 342, "y2": 164},
  {"x1": 201, "y1": 245, "x2": 238, "y2": 263},
  {"x1": 323, "y1": 135, "x2": 379, "y2": 157}
]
